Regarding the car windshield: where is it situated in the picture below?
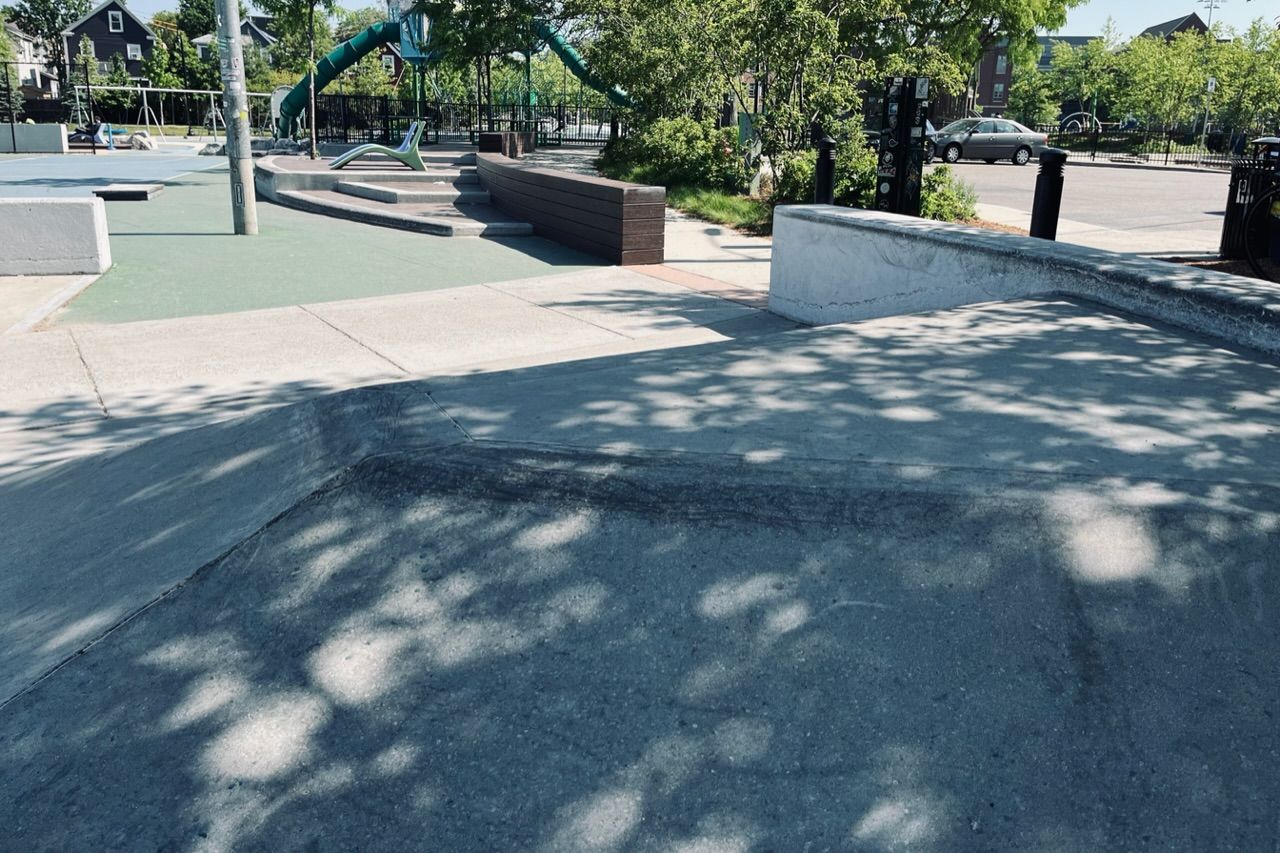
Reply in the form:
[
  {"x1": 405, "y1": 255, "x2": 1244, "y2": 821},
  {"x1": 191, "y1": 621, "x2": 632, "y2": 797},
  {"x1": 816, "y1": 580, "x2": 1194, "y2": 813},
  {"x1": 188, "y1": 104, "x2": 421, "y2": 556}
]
[{"x1": 939, "y1": 119, "x2": 981, "y2": 133}]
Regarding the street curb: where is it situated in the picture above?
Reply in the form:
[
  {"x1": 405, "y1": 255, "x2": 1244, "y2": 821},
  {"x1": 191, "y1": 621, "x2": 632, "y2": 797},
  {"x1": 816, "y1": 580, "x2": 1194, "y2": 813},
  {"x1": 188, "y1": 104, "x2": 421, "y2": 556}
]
[{"x1": 1059, "y1": 158, "x2": 1231, "y2": 175}]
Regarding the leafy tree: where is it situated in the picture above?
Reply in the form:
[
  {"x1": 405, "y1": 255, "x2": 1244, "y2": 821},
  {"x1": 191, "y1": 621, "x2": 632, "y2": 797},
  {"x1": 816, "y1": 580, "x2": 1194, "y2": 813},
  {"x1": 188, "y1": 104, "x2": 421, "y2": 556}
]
[
  {"x1": 63, "y1": 35, "x2": 105, "y2": 119},
  {"x1": 847, "y1": 0, "x2": 1085, "y2": 105},
  {"x1": 95, "y1": 52, "x2": 136, "y2": 112},
  {"x1": 1110, "y1": 30, "x2": 1210, "y2": 130},
  {"x1": 258, "y1": 0, "x2": 337, "y2": 76},
  {"x1": 140, "y1": 38, "x2": 182, "y2": 89},
  {"x1": 244, "y1": 44, "x2": 274, "y2": 92},
  {"x1": 4, "y1": 0, "x2": 91, "y2": 89},
  {"x1": 1006, "y1": 66, "x2": 1057, "y2": 126},
  {"x1": 1211, "y1": 20, "x2": 1280, "y2": 135},
  {"x1": 1048, "y1": 22, "x2": 1120, "y2": 121},
  {"x1": 0, "y1": 13, "x2": 23, "y2": 121},
  {"x1": 150, "y1": 11, "x2": 204, "y2": 89},
  {"x1": 340, "y1": 50, "x2": 393, "y2": 95},
  {"x1": 176, "y1": 0, "x2": 246, "y2": 39},
  {"x1": 334, "y1": 5, "x2": 385, "y2": 42},
  {"x1": 176, "y1": 0, "x2": 216, "y2": 39}
]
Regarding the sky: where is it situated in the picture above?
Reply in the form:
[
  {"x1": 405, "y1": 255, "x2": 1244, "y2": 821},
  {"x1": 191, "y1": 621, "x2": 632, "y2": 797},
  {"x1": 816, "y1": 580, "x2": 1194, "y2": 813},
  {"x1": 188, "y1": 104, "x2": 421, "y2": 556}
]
[
  {"x1": 1057, "y1": 0, "x2": 1277, "y2": 37},
  {"x1": 116, "y1": 0, "x2": 1278, "y2": 39}
]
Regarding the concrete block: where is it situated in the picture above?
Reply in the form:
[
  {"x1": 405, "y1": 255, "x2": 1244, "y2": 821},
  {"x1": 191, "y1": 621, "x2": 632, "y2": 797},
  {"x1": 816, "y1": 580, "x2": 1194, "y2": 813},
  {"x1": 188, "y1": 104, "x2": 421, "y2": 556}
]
[
  {"x1": 769, "y1": 205, "x2": 1280, "y2": 357},
  {"x1": 92, "y1": 183, "x2": 164, "y2": 201},
  {"x1": 0, "y1": 197, "x2": 111, "y2": 275},
  {"x1": 0, "y1": 123, "x2": 68, "y2": 154}
]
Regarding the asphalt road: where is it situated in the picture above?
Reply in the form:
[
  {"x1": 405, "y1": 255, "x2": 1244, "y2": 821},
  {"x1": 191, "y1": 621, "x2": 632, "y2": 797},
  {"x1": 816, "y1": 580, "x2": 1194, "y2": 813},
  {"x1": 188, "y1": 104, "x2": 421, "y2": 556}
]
[{"x1": 944, "y1": 161, "x2": 1230, "y2": 250}]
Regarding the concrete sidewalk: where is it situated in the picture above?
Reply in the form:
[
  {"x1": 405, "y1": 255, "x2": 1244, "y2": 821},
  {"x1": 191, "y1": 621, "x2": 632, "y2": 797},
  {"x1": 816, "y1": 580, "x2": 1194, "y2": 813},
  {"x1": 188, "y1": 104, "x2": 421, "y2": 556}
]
[
  {"x1": 975, "y1": 202, "x2": 1221, "y2": 255},
  {"x1": 0, "y1": 266, "x2": 788, "y2": 471}
]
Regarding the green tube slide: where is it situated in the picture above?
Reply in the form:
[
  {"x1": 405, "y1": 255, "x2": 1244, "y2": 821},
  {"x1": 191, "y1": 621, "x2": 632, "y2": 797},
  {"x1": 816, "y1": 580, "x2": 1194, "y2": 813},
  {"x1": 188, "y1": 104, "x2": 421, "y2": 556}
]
[
  {"x1": 533, "y1": 21, "x2": 634, "y2": 109},
  {"x1": 276, "y1": 20, "x2": 400, "y2": 138}
]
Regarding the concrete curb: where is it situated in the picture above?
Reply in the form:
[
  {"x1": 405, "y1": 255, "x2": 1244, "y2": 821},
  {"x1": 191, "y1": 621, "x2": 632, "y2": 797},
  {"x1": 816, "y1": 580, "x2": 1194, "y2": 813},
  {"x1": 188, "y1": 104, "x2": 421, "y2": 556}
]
[
  {"x1": 1060, "y1": 158, "x2": 1231, "y2": 175},
  {"x1": 3, "y1": 274, "x2": 98, "y2": 334}
]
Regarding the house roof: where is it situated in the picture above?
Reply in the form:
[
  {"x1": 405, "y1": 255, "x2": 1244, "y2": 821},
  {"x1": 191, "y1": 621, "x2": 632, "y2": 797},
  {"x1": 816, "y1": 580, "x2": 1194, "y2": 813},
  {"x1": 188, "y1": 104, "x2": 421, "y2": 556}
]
[
  {"x1": 244, "y1": 19, "x2": 278, "y2": 44},
  {"x1": 1139, "y1": 13, "x2": 1207, "y2": 39},
  {"x1": 193, "y1": 20, "x2": 277, "y2": 47},
  {"x1": 61, "y1": 0, "x2": 158, "y2": 40},
  {"x1": 5, "y1": 20, "x2": 30, "y2": 41}
]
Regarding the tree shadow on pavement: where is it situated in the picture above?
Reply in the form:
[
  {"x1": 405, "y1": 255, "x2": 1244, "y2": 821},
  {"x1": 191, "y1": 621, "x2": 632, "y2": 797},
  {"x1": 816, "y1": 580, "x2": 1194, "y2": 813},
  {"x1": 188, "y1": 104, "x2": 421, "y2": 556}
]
[{"x1": 2, "y1": 294, "x2": 1279, "y2": 850}]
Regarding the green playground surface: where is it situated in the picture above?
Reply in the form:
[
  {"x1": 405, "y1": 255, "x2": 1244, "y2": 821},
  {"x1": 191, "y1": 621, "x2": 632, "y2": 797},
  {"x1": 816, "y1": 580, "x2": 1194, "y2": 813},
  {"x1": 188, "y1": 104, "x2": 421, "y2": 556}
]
[{"x1": 55, "y1": 167, "x2": 602, "y2": 326}]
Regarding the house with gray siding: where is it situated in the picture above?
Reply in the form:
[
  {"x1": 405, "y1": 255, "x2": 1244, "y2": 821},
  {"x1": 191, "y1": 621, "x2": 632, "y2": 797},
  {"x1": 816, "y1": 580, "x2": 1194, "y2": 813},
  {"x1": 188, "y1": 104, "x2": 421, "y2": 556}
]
[{"x1": 61, "y1": 0, "x2": 157, "y2": 80}]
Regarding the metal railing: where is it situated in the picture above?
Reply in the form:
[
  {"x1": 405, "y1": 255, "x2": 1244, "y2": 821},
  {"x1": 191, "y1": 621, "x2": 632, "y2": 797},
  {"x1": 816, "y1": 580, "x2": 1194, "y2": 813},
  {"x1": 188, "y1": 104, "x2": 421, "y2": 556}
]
[
  {"x1": 1030, "y1": 124, "x2": 1267, "y2": 170},
  {"x1": 313, "y1": 94, "x2": 621, "y2": 147}
]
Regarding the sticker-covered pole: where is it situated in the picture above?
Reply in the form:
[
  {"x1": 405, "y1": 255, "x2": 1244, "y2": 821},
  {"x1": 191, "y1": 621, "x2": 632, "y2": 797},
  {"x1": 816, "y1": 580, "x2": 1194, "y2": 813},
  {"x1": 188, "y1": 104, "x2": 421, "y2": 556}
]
[{"x1": 214, "y1": 0, "x2": 258, "y2": 235}]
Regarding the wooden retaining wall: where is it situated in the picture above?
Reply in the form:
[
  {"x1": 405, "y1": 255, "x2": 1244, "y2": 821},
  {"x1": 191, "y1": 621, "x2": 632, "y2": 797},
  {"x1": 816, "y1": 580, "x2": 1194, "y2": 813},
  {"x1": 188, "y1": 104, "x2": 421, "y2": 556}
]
[{"x1": 475, "y1": 153, "x2": 665, "y2": 265}]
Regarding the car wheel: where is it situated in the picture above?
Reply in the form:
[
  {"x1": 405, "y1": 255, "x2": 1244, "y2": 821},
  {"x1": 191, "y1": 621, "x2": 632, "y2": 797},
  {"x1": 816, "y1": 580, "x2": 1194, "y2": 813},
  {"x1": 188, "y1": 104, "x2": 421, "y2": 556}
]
[
  {"x1": 943, "y1": 144, "x2": 962, "y2": 164},
  {"x1": 924, "y1": 141, "x2": 936, "y2": 163},
  {"x1": 1013, "y1": 146, "x2": 1031, "y2": 166}
]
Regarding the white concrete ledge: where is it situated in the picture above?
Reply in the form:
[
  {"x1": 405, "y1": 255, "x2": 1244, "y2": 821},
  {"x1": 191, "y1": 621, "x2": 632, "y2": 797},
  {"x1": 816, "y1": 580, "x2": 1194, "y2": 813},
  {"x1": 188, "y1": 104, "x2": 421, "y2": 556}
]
[
  {"x1": 0, "y1": 198, "x2": 111, "y2": 275},
  {"x1": 0, "y1": 123, "x2": 68, "y2": 154},
  {"x1": 770, "y1": 205, "x2": 1280, "y2": 357}
]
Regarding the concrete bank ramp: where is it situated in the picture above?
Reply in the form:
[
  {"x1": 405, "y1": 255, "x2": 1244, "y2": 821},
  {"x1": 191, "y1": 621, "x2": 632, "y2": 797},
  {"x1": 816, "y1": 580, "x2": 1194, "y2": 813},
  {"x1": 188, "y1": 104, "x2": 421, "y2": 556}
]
[{"x1": 3, "y1": 291, "x2": 1280, "y2": 848}]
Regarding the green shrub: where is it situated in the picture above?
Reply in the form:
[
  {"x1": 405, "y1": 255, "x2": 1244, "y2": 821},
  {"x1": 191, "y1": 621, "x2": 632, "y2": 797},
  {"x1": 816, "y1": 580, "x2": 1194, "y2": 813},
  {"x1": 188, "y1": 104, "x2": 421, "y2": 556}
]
[
  {"x1": 598, "y1": 117, "x2": 749, "y2": 190},
  {"x1": 920, "y1": 165, "x2": 978, "y2": 222},
  {"x1": 773, "y1": 141, "x2": 977, "y2": 224},
  {"x1": 770, "y1": 131, "x2": 877, "y2": 207}
]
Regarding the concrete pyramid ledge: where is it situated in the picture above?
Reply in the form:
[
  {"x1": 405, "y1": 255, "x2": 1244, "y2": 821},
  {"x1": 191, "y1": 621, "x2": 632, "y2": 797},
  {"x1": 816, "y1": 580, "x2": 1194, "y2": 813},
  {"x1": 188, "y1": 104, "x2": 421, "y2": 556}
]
[{"x1": 771, "y1": 205, "x2": 1280, "y2": 358}]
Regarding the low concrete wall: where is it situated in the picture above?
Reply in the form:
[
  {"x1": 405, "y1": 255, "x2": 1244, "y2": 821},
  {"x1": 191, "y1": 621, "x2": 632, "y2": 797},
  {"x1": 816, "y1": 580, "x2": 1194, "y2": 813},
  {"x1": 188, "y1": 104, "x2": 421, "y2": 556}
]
[
  {"x1": 476, "y1": 153, "x2": 665, "y2": 265},
  {"x1": 0, "y1": 123, "x2": 68, "y2": 154},
  {"x1": 770, "y1": 204, "x2": 1280, "y2": 357},
  {"x1": 0, "y1": 197, "x2": 111, "y2": 275}
]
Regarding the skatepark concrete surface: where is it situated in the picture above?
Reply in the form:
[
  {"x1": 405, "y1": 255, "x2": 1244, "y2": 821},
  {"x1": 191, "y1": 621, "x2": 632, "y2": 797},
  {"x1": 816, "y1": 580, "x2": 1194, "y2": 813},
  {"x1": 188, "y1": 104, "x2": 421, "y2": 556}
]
[{"x1": 3, "y1": 283, "x2": 1280, "y2": 849}]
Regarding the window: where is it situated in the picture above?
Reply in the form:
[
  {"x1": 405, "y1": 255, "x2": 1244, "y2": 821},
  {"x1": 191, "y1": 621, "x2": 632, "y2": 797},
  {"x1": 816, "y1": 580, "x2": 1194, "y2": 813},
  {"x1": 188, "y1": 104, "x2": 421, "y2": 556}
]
[
  {"x1": 994, "y1": 54, "x2": 1008, "y2": 76},
  {"x1": 108, "y1": 10, "x2": 123, "y2": 32},
  {"x1": 381, "y1": 54, "x2": 394, "y2": 73},
  {"x1": 996, "y1": 121, "x2": 1019, "y2": 133},
  {"x1": 126, "y1": 43, "x2": 142, "y2": 61},
  {"x1": 98, "y1": 61, "x2": 109, "y2": 74},
  {"x1": 976, "y1": 120, "x2": 997, "y2": 133},
  {"x1": 992, "y1": 82, "x2": 1006, "y2": 102}
]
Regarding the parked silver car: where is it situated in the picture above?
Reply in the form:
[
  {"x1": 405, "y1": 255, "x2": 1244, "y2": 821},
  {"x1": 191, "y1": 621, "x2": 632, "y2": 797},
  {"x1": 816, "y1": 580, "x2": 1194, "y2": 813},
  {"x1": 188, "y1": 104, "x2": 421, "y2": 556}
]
[{"x1": 934, "y1": 118, "x2": 1049, "y2": 165}]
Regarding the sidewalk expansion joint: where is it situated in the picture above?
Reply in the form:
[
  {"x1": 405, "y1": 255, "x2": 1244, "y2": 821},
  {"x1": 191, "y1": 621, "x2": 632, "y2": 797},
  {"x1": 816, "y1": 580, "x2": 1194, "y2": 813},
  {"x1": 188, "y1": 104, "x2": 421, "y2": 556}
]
[
  {"x1": 296, "y1": 304, "x2": 411, "y2": 374},
  {"x1": 480, "y1": 283, "x2": 634, "y2": 340},
  {"x1": 66, "y1": 328, "x2": 109, "y2": 419}
]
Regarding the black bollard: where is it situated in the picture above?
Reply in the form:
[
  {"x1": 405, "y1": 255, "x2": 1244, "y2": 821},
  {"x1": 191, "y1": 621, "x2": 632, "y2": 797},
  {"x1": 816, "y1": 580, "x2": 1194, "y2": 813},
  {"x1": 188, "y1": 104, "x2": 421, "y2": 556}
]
[
  {"x1": 814, "y1": 135, "x2": 836, "y2": 205},
  {"x1": 1029, "y1": 148, "x2": 1069, "y2": 240}
]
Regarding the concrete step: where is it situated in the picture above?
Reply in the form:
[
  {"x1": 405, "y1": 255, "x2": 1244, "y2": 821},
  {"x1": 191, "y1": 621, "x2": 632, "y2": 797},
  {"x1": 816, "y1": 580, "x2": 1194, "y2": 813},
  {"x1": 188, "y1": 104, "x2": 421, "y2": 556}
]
[
  {"x1": 334, "y1": 181, "x2": 490, "y2": 205},
  {"x1": 277, "y1": 189, "x2": 532, "y2": 237}
]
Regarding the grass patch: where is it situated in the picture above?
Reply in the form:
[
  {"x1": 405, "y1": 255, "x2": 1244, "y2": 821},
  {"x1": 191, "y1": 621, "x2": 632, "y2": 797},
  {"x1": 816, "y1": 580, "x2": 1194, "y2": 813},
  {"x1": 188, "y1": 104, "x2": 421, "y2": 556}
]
[
  {"x1": 665, "y1": 185, "x2": 773, "y2": 235},
  {"x1": 599, "y1": 159, "x2": 773, "y2": 235}
]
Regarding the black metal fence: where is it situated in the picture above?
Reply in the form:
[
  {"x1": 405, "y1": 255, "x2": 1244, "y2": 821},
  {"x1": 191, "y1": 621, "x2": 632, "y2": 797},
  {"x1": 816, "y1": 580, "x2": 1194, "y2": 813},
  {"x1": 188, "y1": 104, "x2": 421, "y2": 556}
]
[
  {"x1": 1030, "y1": 125, "x2": 1266, "y2": 170},
  {"x1": 313, "y1": 94, "x2": 620, "y2": 147}
]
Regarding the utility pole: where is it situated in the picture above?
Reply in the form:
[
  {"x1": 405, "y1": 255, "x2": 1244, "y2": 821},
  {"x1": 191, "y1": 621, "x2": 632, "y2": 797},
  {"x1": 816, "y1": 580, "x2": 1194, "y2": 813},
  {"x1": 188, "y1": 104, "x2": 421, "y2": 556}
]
[
  {"x1": 1198, "y1": 0, "x2": 1224, "y2": 157},
  {"x1": 214, "y1": 0, "x2": 259, "y2": 235}
]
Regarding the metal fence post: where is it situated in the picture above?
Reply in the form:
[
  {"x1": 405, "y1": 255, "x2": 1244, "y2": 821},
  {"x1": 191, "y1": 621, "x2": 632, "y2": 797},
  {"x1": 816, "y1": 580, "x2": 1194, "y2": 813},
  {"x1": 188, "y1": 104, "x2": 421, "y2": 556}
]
[
  {"x1": 814, "y1": 135, "x2": 836, "y2": 205},
  {"x1": 84, "y1": 60, "x2": 97, "y2": 156},
  {"x1": 1030, "y1": 148, "x2": 1069, "y2": 240},
  {"x1": 4, "y1": 63, "x2": 16, "y2": 154}
]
